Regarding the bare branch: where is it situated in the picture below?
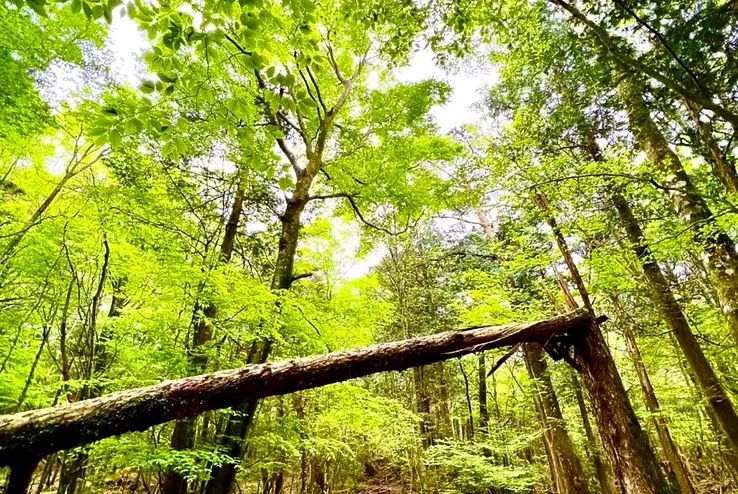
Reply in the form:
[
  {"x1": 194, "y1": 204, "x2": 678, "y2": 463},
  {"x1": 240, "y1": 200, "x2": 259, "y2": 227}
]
[
  {"x1": 306, "y1": 65, "x2": 328, "y2": 115},
  {"x1": 326, "y1": 42, "x2": 346, "y2": 83},
  {"x1": 296, "y1": 64, "x2": 323, "y2": 122}
]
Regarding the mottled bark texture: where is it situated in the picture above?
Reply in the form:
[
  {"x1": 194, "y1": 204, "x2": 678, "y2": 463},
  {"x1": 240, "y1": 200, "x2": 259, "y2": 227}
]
[
  {"x1": 555, "y1": 269, "x2": 617, "y2": 494},
  {"x1": 618, "y1": 73, "x2": 738, "y2": 346},
  {"x1": 611, "y1": 191, "x2": 738, "y2": 457},
  {"x1": 523, "y1": 343, "x2": 590, "y2": 494},
  {"x1": 535, "y1": 192, "x2": 673, "y2": 493}
]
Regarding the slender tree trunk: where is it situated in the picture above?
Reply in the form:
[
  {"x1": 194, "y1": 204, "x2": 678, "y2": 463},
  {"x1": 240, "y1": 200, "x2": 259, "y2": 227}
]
[
  {"x1": 478, "y1": 354, "x2": 489, "y2": 434},
  {"x1": 611, "y1": 190, "x2": 738, "y2": 457},
  {"x1": 413, "y1": 365, "x2": 433, "y2": 446},
  {"x1": 434, "y1": 362, "x2": 453, "y2": 438},
  {"x1": 612, "y1": 296, "x2": 696, "y2": 494},
  {"x1": 572, "y1": 372, "x2": 615, "y2": 494},
  {"x1": 57, "y1": 240, "x2": 111, "y2": 494},
  {"x1": 523, "y1": 343, "x2": 590, "y2": 494},
  {"x1": 206, "y1": 189, "x2": 306, "y2": 494},
  {"x1": 531, "y1": 380, "x2": 565, "y2": 494},
  {"x1": 667, "y1": 330, "x2": 738, "y2": 478},
  {"x1": 15, "y1": 326, "x2": 51, "y2": 411},
  {"x1": 0, "y1": 174, "x2": 72, "y2": 265},
  {"x1": 535, "y1": 192, "x2": 673, "y2": 494},
  {"x1": 458, "y1": 361, "x2": 475, "y2": 441},
  {"x1": 0, "y1": 141, "x2": 102, "y2": 267},
  {"x1": 618, "y1": 73, "x2": 738, "y2": 346},
  {"x1": 478, "y1": 206, "x2": 610, "y2": 491},
  {"x1": 165, "y1": 184, "x2": 245, "y2": 494}
]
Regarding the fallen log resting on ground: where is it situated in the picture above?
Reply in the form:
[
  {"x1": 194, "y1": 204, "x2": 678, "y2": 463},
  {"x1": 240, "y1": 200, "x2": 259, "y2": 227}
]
[{"x1": 0, "y1": 309, "x2": 591, "y2": 492}]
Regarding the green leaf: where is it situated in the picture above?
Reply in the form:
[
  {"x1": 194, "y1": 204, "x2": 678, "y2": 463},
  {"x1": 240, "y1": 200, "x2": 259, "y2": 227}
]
[
  {"x1": 88, "y1": 126, "x2": 108, "y2": 137},
  {"x1": 109, "y1": 130, "x2": 123, "y2": 149},
  {"x1": 140, "y1": 81, "x2": 156, "y2": 93},
  {"x1": 157, "y1": 72, "x2": 178, "y2": 83},
  {"x1": 278, "y1": 176, "x2": 292, "y2": 191}
]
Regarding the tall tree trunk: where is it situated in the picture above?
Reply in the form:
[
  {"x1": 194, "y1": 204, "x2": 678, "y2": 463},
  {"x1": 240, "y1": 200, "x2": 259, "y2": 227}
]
[
  {"x1": 554, "y1": 269, "x2": 618, "y2": 494},
  {"x1": 534, "y1": 192, "x2": 673, "y2": 494},
  {"x1": 434, "y1": 362, "x2": 453, "y2": 438},
  {"x1": 413, "y1": 365, "x2": 433, "y2": 447},
  {"x1": 618, "y1": 73, "x2": 738, "y2": 346},
  {"x1": 530, "y1": 377, "x2": 565, "y2": 494},
  {"x1": 165, "y1": 183, "x2": 245, "y2": 494},
  {"x1": 205, "y1": 65, "x2": 366, "y2": 493},
  {"x1": 523, "y1": 343, "x2": 590, "y2": 494},
  {"x1": 611, "y1": 190, "x2": 738, "y2": 457},
  {"x1": 206, "y1": 184, "x2": 313, "y2": 494},
  {"x1": 477, "y1": 207, "x2": 609, "y2": 492},
  {"x1": 611, "y1": 296, "x2": 696, "y2": 494},
  {"x1": 667, "y1": 330, "x2": 738, "y2": 478}
]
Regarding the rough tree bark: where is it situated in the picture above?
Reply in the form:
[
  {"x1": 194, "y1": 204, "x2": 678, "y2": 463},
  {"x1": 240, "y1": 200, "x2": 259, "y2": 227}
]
[
  {"x1": 618, "y1": 73, "x2": 738, "y2": 346},
  {"x1": 523, "y1": 343, "x2": 590, "y2": 494},
  {"x1": 554, "y1": 269, "x2": 617, "y2": 494},
  {"x1": 534, "y1": 192, "x2": 673, "y2": 494},
  {"x1": 611, "y1": 296, "x2": 696, "y2": 494},
  {"x1": 0, "y1": 310, "x2": 592, "y2": 494},
  {"x1": 611, "y1": 191, "x2": 738, "y2": 456}
]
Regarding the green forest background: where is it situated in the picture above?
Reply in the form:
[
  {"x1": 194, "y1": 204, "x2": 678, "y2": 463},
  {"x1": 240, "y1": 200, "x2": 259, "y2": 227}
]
[{"x1": 2, "y1": 0, "x2": 738, "y2": 493}]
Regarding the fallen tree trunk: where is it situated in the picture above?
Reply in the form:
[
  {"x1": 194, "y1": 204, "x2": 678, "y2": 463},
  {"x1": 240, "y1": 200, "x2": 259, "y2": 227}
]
[{"x1": 2, "y1": 311, "x2": 589, "y2": 464}]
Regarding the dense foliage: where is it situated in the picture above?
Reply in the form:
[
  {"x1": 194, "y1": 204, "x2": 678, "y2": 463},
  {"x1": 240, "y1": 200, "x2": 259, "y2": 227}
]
[{"x1": 2, "y1": 0, "x2": 738, "y2": 493}]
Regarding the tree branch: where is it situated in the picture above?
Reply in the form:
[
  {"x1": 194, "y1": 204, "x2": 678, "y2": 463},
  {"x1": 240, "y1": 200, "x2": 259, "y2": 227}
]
[
  {"x1": 612, "y1": 0, "x2": 709, "y2": 96},
  {"x1": 306, "y1": 65, "x2": 328, "y2": 115},
  {"x1": 548, "y1": 0, "x2": 738, "y2": 126}
]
